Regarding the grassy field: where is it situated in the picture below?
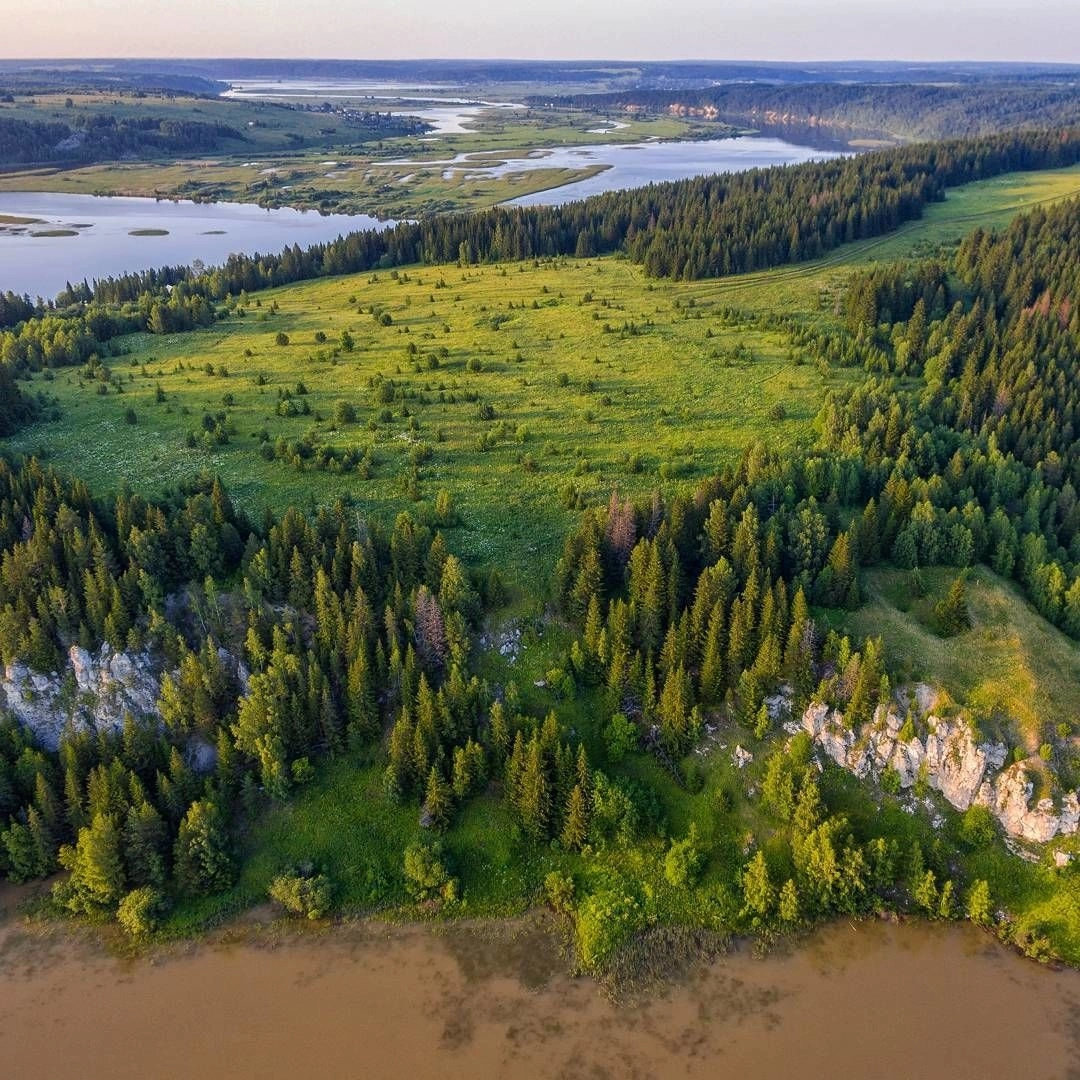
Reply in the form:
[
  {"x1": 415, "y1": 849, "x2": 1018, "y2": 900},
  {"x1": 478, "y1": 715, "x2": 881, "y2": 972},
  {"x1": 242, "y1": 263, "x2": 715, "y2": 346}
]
[
  {"x1": 10, "y1": 258, "x2": 838, "y2": 588},
  {"x1": 13, "y1": 162, "x2": 1080, "y2": 589}
]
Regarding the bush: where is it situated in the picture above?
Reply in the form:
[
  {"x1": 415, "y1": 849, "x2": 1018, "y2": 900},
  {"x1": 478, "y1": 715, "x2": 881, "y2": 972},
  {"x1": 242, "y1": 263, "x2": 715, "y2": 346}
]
[
  {"x1": 334, "y1": 400, "x2": 357, "y2": 425},
  {"x1": 117, "y1": 886, "x2": 166, "y2": 937},
  {"x1": 663, "y1": 824, "x2": 704, "y2": 889},
  {"x1": 123, "y1": 407, "x2": 138, "y2": 425},
  {"x1": 403, "y1": 839, "x2": 456, "y2": 902},
  {"x1": 604, "y1": 713, "x2": 638, "y2": 763},
  {"x1": 575, "y1": 880, "x2": 647, "y2": 973},
  {"x1": 960, "y1": 804, "x2": 997, "y2": 848},
  {"x1": 269, "y1": 870, "x2": 333, "y2": 920},
  {"x1": 275, "y1": 332, "x2": 290, "y2": 346},
  {"x1": 544, "y1": 870, "x2": 575, "y2": 914}
]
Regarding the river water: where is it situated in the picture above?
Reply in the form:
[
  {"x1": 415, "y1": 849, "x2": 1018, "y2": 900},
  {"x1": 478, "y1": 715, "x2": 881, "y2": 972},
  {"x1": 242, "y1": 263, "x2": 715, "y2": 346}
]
[
  {"x1": 222, "y1": 78, "x2": 525, "y2": 134},
  {"x1": 0, "y1": 193, "x2": 391, "y2": 301},
  {"x1": 0, "y1": 911, "x2": 1075, "y2": 1080}
]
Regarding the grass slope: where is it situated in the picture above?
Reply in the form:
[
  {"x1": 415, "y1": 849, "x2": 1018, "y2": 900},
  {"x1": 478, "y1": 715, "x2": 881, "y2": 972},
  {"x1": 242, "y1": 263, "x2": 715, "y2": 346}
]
[{"x1": 844, "y1": 565, "x2": 1080, "y2": 757}]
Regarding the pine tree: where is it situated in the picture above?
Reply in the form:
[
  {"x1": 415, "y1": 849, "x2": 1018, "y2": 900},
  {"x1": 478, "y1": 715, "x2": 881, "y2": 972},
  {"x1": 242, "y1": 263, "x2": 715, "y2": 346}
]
[
  {"x1": 560, "y1": 784, "x2": 589, "y2": 851},
  {"x1": 123, "y1": 801, "x2": 167, "y2": 888},
  {"x1": 741, "y1": 850, "x2": 775, "y2": 924},
  {"x1": 699, "y1": 602, "x2": 726, "y2": 703},
  {"x1": 61, "y1": 812, "x2": 126, "y2": 912},
  {"x1": 778, "y1": 878, "x2": 800, "y2": 925},
  {"x1": 935, "y1": 573, "x2": 971, "y2": 636},
  {"x1": 174, "y1": 800, "x2": 233, "y2": 898},
  {"x1": 517, "y1": 737, "x2": 551, "y2": 840},
  {"x1": 345, "y1": 649, "x2": 378, "y2": 747},
  {"x1": 385, "y1": 711, "x2": 414, "y2": 799},
  {"x1": 488, "y1": 701, "x2": 510, "y2": 768},
  {"x1": 422, "y1": 766, "x2": 453, "y2": 831}
]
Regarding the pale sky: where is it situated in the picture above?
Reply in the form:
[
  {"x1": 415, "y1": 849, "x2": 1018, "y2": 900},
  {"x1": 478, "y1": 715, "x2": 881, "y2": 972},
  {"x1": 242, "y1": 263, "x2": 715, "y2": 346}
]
[{"x1": 1, "y1": 0, "x2": 1078, "y2": 63}]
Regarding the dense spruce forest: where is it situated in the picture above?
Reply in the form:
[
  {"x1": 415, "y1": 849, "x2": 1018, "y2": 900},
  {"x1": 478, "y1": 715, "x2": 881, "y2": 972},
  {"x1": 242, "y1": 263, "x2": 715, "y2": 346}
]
[
  {"x1": 532, "y1": 83, "x2": 1080, "y2": 141},
  {"x1": 0, "y1": 457, "x2": 502, "y2": 928},
  {"x1": 548, "y1": 191, "x2": 1080, "y2": 762}
]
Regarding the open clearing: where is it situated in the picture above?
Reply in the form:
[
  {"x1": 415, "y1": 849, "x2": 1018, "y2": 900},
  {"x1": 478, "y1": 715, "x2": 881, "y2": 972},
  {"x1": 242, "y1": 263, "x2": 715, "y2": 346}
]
[{"x1": 13, "y1": 163, "x2": 1080, "y2": 587}]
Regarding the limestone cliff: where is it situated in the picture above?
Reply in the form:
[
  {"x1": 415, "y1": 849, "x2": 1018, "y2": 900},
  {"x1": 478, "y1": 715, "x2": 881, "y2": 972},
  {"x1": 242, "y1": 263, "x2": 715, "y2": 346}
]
[
  {"x1": 1, "y1": 643, "x2": 162, "y2": 750},
  {"x1": 784, "y1": 686, "x2": 1078, "y2": 845}
]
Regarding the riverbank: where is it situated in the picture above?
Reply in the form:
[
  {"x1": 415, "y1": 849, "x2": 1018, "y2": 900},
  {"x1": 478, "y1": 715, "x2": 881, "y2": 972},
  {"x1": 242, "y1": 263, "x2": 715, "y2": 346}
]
[{"x1": 0, "y1": 903, "x2": 1075, "y2": 1079}]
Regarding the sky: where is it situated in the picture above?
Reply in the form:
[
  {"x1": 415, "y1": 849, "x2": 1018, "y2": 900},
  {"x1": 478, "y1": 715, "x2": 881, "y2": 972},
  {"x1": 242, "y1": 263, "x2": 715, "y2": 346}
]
[{"x1": 1, "y1": 0, "x2": 1079, "y2": 63}]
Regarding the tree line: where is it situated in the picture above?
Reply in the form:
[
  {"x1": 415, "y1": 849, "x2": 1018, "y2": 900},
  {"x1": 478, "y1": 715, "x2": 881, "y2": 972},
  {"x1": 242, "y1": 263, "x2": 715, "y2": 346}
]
[
  {"x1": 0, "y1": 114, "x2": 244, "y2": 166},
  {"x1": 529, "y1": 83, "x2": 1080, "y2": 141}
]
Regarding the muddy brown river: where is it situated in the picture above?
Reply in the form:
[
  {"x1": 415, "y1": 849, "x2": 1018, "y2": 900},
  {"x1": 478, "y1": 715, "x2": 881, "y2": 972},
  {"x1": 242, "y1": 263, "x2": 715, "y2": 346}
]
[{"x1": 0, "y1": 908, "x2": 1076, "y2": 1080}]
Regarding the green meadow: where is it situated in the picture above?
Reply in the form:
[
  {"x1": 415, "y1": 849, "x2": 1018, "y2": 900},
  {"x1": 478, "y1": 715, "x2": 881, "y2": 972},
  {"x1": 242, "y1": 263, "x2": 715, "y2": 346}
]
[{"x1": 12, "y1": 259, "x2": 837, "y2": 588}]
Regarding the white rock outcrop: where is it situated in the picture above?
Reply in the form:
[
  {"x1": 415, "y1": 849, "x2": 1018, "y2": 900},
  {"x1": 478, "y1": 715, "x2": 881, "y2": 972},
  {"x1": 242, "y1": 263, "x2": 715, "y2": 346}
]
[
  {"x1": 791, "y1": 686, "x2": 1077, "y2": 846},
  {"x1": 1, "y1": 643, "x2": 162, "y2": 750},
  {"x1": 732, "y1": 744, "x2": 754, "y2": 769}
]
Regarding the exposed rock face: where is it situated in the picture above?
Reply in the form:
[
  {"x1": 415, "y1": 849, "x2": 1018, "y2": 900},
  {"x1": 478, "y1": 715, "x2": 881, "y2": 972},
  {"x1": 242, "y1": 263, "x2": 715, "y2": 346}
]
[
  {"x1": 982, "y1": 767, "x2": 1080, "y2": 844},
  {"x1": 1, "y1": 643, "x2": 162, "y2": 750},
  {"x1": 732, "y1": 745, "x2": 753, "y2": 769},
  {"x1": 787, "y1": 686, "x2": 1078, "y2": 846}
]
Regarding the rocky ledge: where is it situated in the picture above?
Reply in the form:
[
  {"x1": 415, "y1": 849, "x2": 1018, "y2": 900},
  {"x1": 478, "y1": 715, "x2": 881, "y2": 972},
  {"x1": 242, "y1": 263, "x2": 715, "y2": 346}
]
[
  {"x1": 783, "y1": 687, "x2": 1079, "y2": 845},
  {"x1": 1, "y1": 644, "x2": 162, "y2": 750}
]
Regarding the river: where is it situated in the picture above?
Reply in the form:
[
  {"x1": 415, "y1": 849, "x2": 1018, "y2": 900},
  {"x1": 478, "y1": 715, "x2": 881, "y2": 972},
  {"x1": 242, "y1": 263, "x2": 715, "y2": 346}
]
[
  {"x1": 0, "y1": 134, "x2": 838, "y2": 302},
  {"x1": 222, "y1": 78, "x2": 525, "y2": 134},
  {"x1": 0, "y1": 911, "x2": 1075, "y2": 1080},
  {"x1": 0, "y1": 193, "x2": 391, "y2": 301}
]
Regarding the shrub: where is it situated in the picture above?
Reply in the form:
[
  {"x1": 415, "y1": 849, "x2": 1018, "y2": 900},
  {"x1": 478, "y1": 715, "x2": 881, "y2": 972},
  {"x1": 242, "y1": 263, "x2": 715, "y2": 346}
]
[
  {"x1": 117, "y1": 886, "x2": 166, "y2": 937},
  {"x1": 575, "y1": 879, "x2": 647, "y2": 973},
  {"x1": 334, "y1": 400, "x2": 357, "y2": 425},
  {"x1": 604, "y1": 713, "x2": 637, "y2": 763},
  {"x1": 965, "y1": 879, "x2": 993, "y2": 925},
  {"x1": 123, "y1": 407, "x2": 138, "y2": 425},
  {"x1": 403, "y1": 839, "x2": 456, "y2": 902},
  {"x1": 269, "y1": 870, "x2": 333, "y2": 920},
  {"x1": 663, "y1": 824, "x2": 704, "y2": 889},
  {"x1": 960, "y1": 804, "x2": 997, "y2": 848},
  {"x1": 544, "y1": 870, "x2": 575, "y2": 914},
  {"x1": 881, "y1": 768, "x2": 902, "y2": 795},
  {"x1": 275, "y1": 332, "x2": 290, "y2": 346}
]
